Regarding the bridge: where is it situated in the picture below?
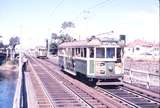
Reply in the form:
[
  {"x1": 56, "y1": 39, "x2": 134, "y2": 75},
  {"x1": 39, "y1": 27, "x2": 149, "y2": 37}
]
[{"x1": 12, "y1": 52, "x2": 160, "y2": 108}]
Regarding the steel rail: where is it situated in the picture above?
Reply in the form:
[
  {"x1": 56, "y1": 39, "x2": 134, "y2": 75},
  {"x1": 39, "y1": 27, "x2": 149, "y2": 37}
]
[
  {"x1": 29, "y1": 58, "x2": 54, "y2": 108},
  {"x1": 39, "y1": 57, "x2": 129, "y2": 108},
  {"x1": 30, "y1": 57, "x2": 93, "y2": 108},
  {"x1": 96, "y1": 86, "x2": 160, "y2": 108}
]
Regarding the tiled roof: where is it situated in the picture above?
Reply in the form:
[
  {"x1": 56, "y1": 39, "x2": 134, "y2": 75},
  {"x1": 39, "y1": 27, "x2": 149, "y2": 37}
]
[{"x1": 127, "y1": 39, "x2": 154, "y2": 47}]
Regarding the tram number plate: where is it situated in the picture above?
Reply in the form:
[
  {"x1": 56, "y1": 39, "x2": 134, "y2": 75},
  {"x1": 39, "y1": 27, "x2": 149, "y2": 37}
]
[{"x1": 96, "y1": 62, "x2": 106, "y2": 74}]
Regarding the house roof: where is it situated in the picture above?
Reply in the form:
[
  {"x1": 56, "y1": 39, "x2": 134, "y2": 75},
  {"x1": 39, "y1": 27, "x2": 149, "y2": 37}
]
[{"x1": 127, "y1": 39, "x2": 153, "y2": 47}]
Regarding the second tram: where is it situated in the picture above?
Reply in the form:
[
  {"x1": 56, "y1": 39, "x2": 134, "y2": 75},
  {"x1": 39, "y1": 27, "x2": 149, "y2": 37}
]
[
  {"x1": 58, "y1": 35, "x2": 125, "y2": 85},
  {"x1": 35, "y1": 46, "x2": 48, "y2": 58}
]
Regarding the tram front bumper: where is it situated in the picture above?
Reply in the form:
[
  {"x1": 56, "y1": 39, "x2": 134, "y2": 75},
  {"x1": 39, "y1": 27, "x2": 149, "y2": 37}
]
[{"x1": 87, "y1": 74, "x2": 123, "y2": 80}]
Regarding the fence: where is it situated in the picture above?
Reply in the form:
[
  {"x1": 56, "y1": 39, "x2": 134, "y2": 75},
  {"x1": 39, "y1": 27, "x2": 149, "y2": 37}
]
[
  {"x1": 123, "y1": 68, "x2": 160, "y2": 89},
  {"x1": 13, "y1": 52, "x2": 23, "y2": 108},
  {"x1": 13, "y1": 52, "x2": 29, "y2": 108}
]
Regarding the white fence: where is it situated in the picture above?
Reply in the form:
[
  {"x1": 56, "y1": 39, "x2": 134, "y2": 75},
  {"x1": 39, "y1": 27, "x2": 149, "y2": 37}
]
[{"x1": 123, "y1": 68, "x2": 160, "y2": 89}]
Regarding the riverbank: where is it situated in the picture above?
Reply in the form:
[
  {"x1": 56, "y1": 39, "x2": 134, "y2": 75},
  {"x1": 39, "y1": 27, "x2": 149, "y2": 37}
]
[{"x1": 0, "y1": 61, "x2": 18, "y2": 80}]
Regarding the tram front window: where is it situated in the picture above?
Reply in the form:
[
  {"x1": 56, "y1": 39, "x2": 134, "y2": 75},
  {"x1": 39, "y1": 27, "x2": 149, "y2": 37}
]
[
  {"x1": 96, "y1": 48, "x2": 105, "y2": 58},
  {"x1": 116, "y1": 48, "x2": 121, "y2": 62},
  {"x1": 106, "y1": 48, "x2": 115, "y2": 58}
]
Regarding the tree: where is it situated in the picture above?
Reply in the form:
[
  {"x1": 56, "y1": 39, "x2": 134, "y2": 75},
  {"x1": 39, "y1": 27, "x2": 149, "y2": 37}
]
[
  {"x1": 59, "y1": 21, "x2": 75, "y2": 43},
  {"x1": 61, "y1": 21, "x2": 75, "y2": 29},
  {"x1": 58, "y1": 33, "x2": 73, "y2": 44},
  {"x1": 0, "y1": 42, "x2": 4, "y2": 48},
  {"x1": 49, "y1": 42, "x2": 58, "y2": 54},
  {"x1": 9, "y1": 36, "x2": 20, "y2": 60},
  {"x1": 0, "y1": 35, "x2": 3, "y2": 48},
  {"x1": 9, "y1": 36, "x2": 20, "y2": 50},
  {"x1": 51, "y1": 33, "x2": 58, "y2": 40},
  {"x1": 49, "y1": 21, "x2": 75, "y2": 55}
]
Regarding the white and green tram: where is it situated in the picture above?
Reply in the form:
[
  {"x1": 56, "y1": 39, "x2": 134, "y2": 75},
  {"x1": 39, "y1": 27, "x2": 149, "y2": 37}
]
[{"x1": 58, "y1": 36, "x2": 125, "y2": 85}]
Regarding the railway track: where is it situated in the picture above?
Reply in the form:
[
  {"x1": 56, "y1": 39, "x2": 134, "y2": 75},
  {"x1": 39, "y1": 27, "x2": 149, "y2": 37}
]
[
  {"x1": 29, "y1": 57, "x2": 127, "y2": 108},
  {"x1": 28, "y1": 62, "x2": 53, "y2": 108},
  {"x1": 96, "y1": 86, "x2": 160, "y2": 108},
  {"x1": 44, "y1": 57, "x2": 160, "y2": 108},
  {"x1": 29, "y1": 57, "x2": 91, "y2": 108}
]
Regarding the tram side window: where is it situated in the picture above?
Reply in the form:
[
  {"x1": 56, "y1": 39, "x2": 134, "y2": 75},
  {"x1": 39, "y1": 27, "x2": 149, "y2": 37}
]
[
  {"x1": 96, "y1": 48, "x2": 105, "y2": 58},
  {"x1": 72, "y1": 48, "x2": 75, "y2": 56},
  {"x1": 81, "y1": 48, "x2": 83, "y2": 57},
  {"x1": 89, "y1": 47, "x2": 94, "y2": 58},
  {"x1": 76, "y1": 48, "x2": 81, "y2": 57},
  {"x1": 80, "y1": 48, "x2": 87, "y2": 58},
  {"x1": 106, "y1": 48, "x2": 115, "y2": 58},
  {"x1": 84, "y1": 48, "x2": 86, "y2": 58}
]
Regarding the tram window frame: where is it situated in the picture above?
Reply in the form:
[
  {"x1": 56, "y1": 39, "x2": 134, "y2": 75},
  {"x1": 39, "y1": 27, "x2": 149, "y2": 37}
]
[
  {"x1": 76, "y1": 48, "x2": 81, "y2": 57},
  {"x1": 69, "y1": 48, "x2": 72, "y2": 56},
  {"x1": 80, "y1": 48, "x2": 87, "y2": 58},
  {"x1": 106, "y1": 47, "x2": 115, "y2": 58},
  {"x1": 81, "y1": 48, "x2": 84, "y2": 57},
  {"x1": 96, "y1": 48, "x2": 105, "y2": 58},
  {"x1": 66, "y1": 48, "x2": 69, "y2": 55},
  {"x1": 72, "y1": 48, "x2": 75, "y2": 56},
  {"x1": 89, "y1": 47, "x2": 94, "y2": 58},
  {"x1": 116, "y1": 48, "x2": 121, "y2": 63},
  {"x1": 84, "y1": 48, "x2": 86, "y2": 58}
]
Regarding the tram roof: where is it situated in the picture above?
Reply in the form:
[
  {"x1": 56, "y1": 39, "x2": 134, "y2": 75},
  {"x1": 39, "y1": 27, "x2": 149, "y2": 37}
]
[{"x1": 59, "y1": 38, "x2": 119, "y2": 48}]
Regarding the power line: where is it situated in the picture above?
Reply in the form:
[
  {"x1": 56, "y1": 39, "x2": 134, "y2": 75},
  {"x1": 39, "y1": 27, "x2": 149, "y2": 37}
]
[
  {"x1": 47, "y1": 0, "x2": 65, "y2": 34},
  {"x1": 50, "y1": 0, "x2": 65, "y2": 16},
  {"x1": 72, "y1": 0, "x2": 110, "y2": 22},
  {"x1": 88, "y1": 0, "x2": 110, "y2": 10}
]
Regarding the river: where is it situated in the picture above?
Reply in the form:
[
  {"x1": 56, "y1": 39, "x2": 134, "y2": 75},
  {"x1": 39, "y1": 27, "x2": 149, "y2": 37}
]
[
  {"x1": 0, "y1": 58, "x2": 17, "y2": 108},
  {"x1": 0, "y1": 78, "x2": 16, "y2": 108}
]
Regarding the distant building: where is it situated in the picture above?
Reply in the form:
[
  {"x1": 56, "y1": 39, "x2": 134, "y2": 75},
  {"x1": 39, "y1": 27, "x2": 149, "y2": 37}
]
[
  {"x1": 152, "y1": 43, "x2": 160, "y2": 56},
  {"x1": 124, "y1": 39, "x2": 159, "y2": 59},
  {"x1": 125, "y1": 39, "x2": 152, "y2": 55}
]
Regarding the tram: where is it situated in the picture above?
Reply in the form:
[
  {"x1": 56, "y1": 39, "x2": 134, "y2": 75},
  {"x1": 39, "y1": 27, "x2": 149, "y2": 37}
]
[
  {"x1": 58, "y1": 35, "x2": 125, "y2": 85},
  {"x1": 35, "y1": 46, "x2": 48, "y2": 58}
]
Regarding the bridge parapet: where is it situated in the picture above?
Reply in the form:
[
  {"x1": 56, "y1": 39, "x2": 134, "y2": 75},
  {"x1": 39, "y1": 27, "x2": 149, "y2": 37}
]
[
  {"x1": 13, "y1": 52, "x2": 38, "y2": 108},
  {"x1": 13, "y1": 52, "x2": 23, "y2": 108}
]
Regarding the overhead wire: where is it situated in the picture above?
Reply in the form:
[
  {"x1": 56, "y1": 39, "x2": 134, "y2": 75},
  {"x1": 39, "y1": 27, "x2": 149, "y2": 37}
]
[
  {"x1": 49, "y1": 0, "x2": 65, "y2": 16},
  {"x1": 88, "y1": 0, "x2": 110, "y2": 10},
  {"x1": 72, "y1": 0, "x2": 110, "y2": 22}
]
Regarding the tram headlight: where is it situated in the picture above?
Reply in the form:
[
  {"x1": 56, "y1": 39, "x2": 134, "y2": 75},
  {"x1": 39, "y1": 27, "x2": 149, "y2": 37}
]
[
  {"x1": 100, "y1": 63, "x2": 105, "y2": 66},
  {"x1": 108, "y1": 66, "x2": 113, "y2": 72}
]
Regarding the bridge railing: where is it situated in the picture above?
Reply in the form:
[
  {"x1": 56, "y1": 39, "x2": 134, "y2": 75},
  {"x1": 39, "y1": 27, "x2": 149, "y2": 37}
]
[
  {"x1": 13, "y1": 52, "x2": 38, "y2": 108},
  {"x1": 13, "y1": 52, "x2": 23, "y2": 108},
  {"x1": 123, "y1": 68, "x2": 160, "y2": 89}
]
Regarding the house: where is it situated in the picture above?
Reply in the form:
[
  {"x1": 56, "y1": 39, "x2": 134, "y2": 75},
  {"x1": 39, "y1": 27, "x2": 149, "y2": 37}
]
[
  {"x1": 125, "y1": 39, "x2": 153, "y2": 56},
  {"x1": 152, "y1": 43, "x2": 160, "y2": 56}
]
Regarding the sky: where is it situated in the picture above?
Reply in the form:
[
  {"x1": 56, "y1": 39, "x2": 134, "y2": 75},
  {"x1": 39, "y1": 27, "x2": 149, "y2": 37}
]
[{"x1": 0, "y1": 0, "x2": 159, "y2": 49}]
